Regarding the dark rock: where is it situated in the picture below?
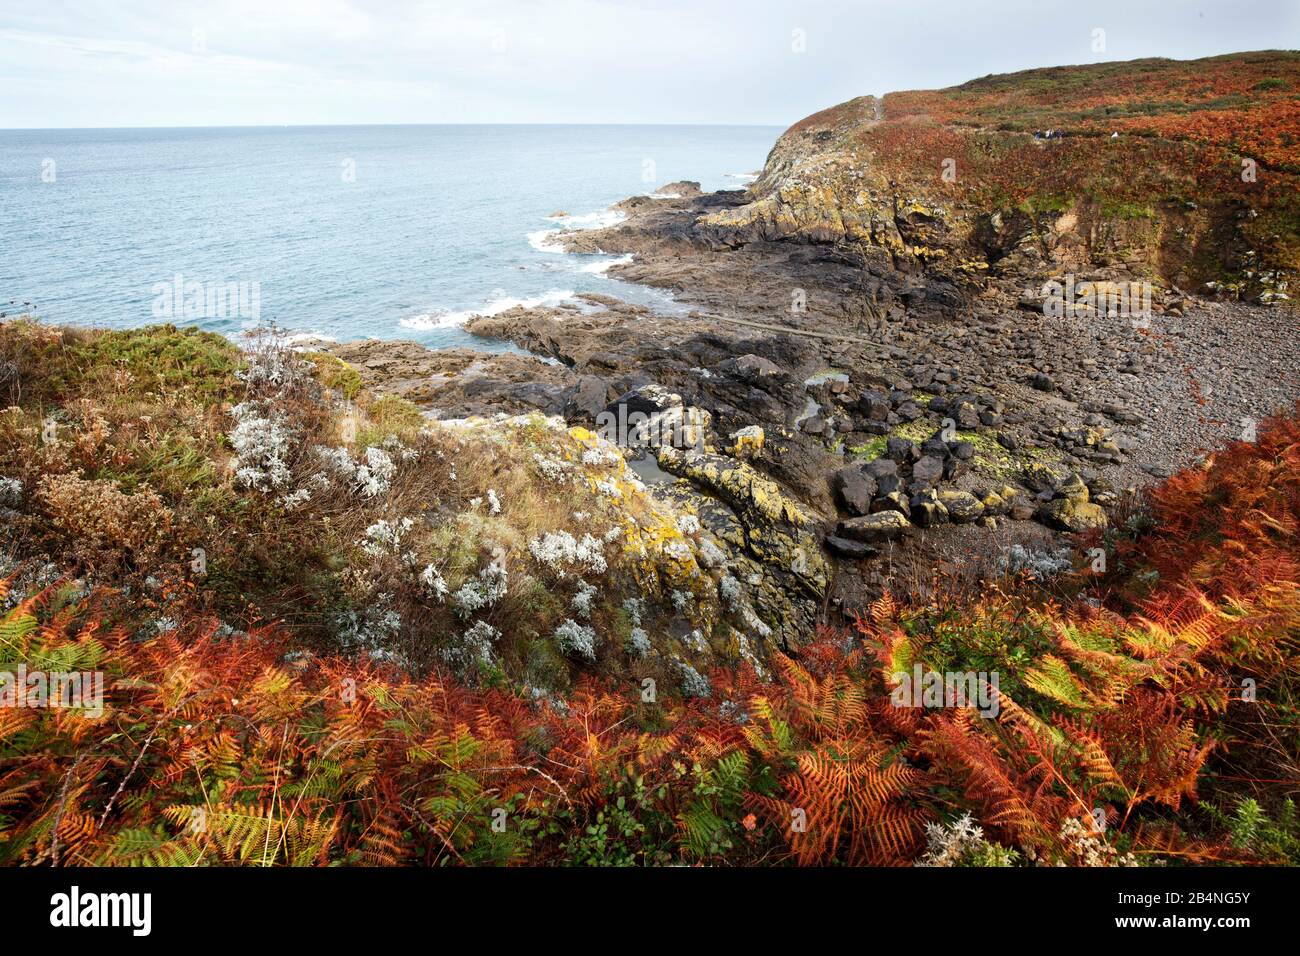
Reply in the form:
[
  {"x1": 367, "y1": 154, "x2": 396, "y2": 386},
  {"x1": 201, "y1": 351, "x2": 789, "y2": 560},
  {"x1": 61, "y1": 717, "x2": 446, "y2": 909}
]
[
  {"x1": 863, "y1": 458, "x2": 899, "y2": 480},
  {"x1": 911, "y1": 455, "x2": 945, "y2": 487},
  {"x1": 501, "y1": 381, "x2": 567, "y2": 414},
  {"x1": 909, "y1": 490, "x2": 949, "y2": 528},
  {"x1": 716, "y1": 353, "x2": 783, "y2": 384},
  {"x1": 565, "y1": 375, "x2": 613, "y2": 421},
  {"x1": 886, "y1": 436, "x2": 919, "y2": 463},
  {"x1": 755, "y1": 432, "x2": 840, "y2": 514},
  {"x1": 832, "y1": 466, "x2": 877, "y2": 516},
  {"x1": 824, "y1": 535, "x2": 879, "y2": 559},
  {"x1": 856, "y1": 389, "x2": 892, "y2": 422},
  {"x1": 896, "y1": 401, "x2": 924, "y2": 422},
  {"x1": 951, "y1": 440, "x2": 975, "y2": 461},
  {"x1": 870, "y1": 490, "x2": 911, "y2": 518},
  {"x1": 1010, "y1": 499, "x2": 1037, "y2": 521},
  {"x1": 937, "y1": 490, "x2": 984, "y2": 523},
  {"x1": 920, "y1": 437, "x2": 950, "y2": 458},
  {"x1": 1022, "y1": 462, "x2": 1065, "y2": 493},
  {"x1": 875, "y1": 473, "x2": 903, "y2": 497},
  {"x1": 1029, "y1": 372, "x2": 1055, "y2": 392}
]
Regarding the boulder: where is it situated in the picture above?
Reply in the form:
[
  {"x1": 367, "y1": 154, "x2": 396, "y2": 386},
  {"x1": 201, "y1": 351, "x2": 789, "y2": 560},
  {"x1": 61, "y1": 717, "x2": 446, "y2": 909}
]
[
  {"x1": 608, "y1": 382, "x2": 683, "y2": 417},
  {"x1": 1010, "y1": 498, "x2": 1038, "y2": 521},
  {"x1": 870, "y1": 490, "x2": 911, "y2": 518},
  {"x1": 1022, "y1": 462, "x2": 1066, "y2": 493},
  {"x1": 838, "y1": 510, "x2": 911, "y2": 543},
  {"x1": 911, "y1": 455, "x2": 945, "y2": 487},
  {"x1": 954, "y1": 401, "x2": 981, "y2": 429},
  {"x1": 980, "y1": 490, "x2": 1009, "y2": 516},
  {"x1": 716, "y1": 353, "x2": 783, "y2": 384},
  {"x1": 909, "y1": 490, "x2": 949, "y2": 528},
  {"x1": 875, "y1": 473, "x2": 903, "y2": 497},
  {"x1": 896, "y1": 401, "x2": 924, "y2": 422},
  {"x1": 856, "y1": 389, "x2": 892, "y2": 422},
  {"x1": 832, "y1": 465, "x2": 877, "y2": 516},
  {"x1": 565, "y1": 375, "x2": 613, "y2": 420},
  {"x1": 886, "y1": 436, "x2": 920, "y2": 463},
  {"x1": 920, "y1": 437, "x2": 950, "y2": 458},
  {"x1": 1056, "y1": 472, "x2": 1090, "y2": 503},
  {"x1": 1038, "y1": 497, "x2": 1108, "y2": 531},
  {"x1": 863, "y1": 458, "x2": 899, "y2": 481},
  {"x1": 938, "y1": 490, "x2": 985, "y2": 523},
  {"x1": 824, "y1": 535, "x2": 879, "y2": 559}
]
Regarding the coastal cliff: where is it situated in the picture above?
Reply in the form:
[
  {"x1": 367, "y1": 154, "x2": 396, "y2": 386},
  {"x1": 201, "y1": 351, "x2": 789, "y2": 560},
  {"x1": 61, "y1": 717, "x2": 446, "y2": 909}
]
[{"x1": 703, "y1": 52, "x2": 1300, "y2": 303}]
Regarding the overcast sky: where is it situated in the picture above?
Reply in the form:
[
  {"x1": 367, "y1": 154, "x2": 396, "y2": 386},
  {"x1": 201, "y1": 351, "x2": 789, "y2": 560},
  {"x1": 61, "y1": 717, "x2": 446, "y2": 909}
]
[{"x1": 1, "y1": 0, "x2": 1297, "y2": 129}]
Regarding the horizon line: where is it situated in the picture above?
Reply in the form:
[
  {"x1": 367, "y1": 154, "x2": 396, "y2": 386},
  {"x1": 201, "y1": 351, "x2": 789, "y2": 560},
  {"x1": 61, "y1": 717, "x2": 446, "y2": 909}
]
[{"x1": 0, "y1": 120, "x2": 792, "y2": 133}]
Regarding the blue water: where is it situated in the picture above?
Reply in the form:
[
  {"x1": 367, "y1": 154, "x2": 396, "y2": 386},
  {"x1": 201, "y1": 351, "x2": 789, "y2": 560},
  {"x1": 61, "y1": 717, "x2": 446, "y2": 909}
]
[{"x1": 0, "y1": 125, "x2": 778, "y2": 350}]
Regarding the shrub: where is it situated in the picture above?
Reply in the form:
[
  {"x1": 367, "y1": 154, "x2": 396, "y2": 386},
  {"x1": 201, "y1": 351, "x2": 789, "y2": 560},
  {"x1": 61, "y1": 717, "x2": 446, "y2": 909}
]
[{"x1": 34, "y1": 474, "x2": 174, "y2": 571}]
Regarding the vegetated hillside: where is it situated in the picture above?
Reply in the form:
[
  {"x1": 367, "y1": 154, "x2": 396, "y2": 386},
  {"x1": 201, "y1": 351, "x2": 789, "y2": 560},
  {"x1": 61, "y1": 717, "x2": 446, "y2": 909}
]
[
  {"x1": 704, "y1": 51, "x2": 1299, "y2": 302},
  {"x1": 0, "y1": 319, "x2": 1297, "y2": 865},
  {"x1": 0, "y1": 320, "x2": 793, "y2": 695}
]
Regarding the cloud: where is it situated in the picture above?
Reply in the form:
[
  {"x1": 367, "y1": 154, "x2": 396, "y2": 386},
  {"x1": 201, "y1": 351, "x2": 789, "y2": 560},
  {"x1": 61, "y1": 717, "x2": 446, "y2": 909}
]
[{"x1": 1, "y1": 0, "x2": 1296, "y2": 127}]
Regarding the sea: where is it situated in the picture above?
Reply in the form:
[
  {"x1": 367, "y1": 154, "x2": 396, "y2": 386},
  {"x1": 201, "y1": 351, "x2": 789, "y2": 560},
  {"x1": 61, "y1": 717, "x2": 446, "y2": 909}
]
[{"x1": 0, "y1": 124, "x2": 780, "y2": 351}]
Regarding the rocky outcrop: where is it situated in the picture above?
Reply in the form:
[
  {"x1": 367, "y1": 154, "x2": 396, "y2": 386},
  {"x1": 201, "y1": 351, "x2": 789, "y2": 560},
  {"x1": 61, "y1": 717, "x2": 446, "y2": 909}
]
[
  {"x1": 324, "y1": 53, "x2": 1298, "y2": 643},
  {"x1": 655, "y1": 445, "x2": 830, "y2": 647},
  {"x1": 692, "y1": 55, "x2": 1299, "y2": 304}
]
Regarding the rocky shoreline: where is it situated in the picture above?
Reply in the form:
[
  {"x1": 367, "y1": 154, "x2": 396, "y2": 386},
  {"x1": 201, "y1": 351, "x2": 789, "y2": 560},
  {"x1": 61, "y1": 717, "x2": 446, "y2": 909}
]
[{"x1": 325, "y1": 129, "x2": 1297, "y2": 642}]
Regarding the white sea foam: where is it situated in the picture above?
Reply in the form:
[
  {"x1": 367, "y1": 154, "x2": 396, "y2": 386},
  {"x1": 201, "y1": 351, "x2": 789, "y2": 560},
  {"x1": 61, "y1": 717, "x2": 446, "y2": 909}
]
[
  {"x1": 530, "y1": 207, "x2": 627, "y2": 254},
  {"x1": 724, "y1": 172, "x2": 759, "y2": 184},
  {"x1": 527, "y1": 228, "x2": 567, "y2": 253},
  {"x1": 549, "y1": 209, "x2": 627, "y2": 228},
  {"x1": 580, "y1": 253, "x2": 633, "y2": 275},
  {"x1": 401, "y1": 288, "x2": 575, "y2": 330}
]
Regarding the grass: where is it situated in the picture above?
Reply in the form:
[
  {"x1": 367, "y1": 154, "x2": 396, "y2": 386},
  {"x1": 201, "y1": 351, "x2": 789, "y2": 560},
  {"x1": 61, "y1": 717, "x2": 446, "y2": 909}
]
[{"x1": 846, "y1": 418, "x2": 1061, "y2": 480}]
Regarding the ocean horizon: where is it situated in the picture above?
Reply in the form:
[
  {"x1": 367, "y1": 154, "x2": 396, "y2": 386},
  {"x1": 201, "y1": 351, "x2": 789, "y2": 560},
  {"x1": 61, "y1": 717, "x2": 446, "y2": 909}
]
[{"x1": 0, "y1": 123, "x2": 781, "y2": 350}]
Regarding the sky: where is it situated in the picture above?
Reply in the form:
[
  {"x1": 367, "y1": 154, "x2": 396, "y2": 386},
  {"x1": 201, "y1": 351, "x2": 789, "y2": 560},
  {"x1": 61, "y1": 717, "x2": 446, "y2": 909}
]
[{"x1": 1, "y1": 0, "x2": 1297, "y2": 129}]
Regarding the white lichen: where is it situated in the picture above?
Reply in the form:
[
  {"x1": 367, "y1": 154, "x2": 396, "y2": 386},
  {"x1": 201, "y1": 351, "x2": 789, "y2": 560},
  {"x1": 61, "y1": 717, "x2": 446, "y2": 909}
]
[
  {"x1": 571, "y1": 580, "x2": 598, "y2": 619},
  {"x1": 229, "y1": 402, "x2": 294, "y2": 491},
  {"x1": 555, "y1": 618, "x2": 599, "y2": 661},
  {"x1": 528, "y1": 531, "x2": 607, "y2": 577}
]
